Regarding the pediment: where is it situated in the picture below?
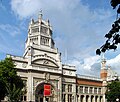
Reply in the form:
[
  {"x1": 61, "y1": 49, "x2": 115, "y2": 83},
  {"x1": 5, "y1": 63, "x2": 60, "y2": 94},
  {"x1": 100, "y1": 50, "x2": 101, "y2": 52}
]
[{"x1": 33, "y1": 59, "x2": 58, "y2": 68}]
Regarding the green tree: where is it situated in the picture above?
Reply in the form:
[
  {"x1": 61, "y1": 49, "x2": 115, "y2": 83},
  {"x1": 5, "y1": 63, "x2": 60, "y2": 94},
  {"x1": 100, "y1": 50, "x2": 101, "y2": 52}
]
[
  {"x1": 105, "y1": 80, "x2": 120, "y2": 102},
  {"x1": 0, "y1": 57, "x2": 25, "y2": 102},
  {"x1": 96, "y1": 0, "x2": 120, "y2": 55}
]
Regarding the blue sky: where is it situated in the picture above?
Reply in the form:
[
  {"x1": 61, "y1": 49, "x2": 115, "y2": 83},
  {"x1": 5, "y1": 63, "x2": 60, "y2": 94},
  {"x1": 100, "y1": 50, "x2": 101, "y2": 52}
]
[{"x1": 0, "y1": 0, "x2": 120, "y2": 76}]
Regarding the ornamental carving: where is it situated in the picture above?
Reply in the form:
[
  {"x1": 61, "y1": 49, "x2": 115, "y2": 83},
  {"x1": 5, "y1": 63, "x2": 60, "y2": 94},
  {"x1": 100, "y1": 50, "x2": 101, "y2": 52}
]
[{"x1": 45, "y1": 73, "x2": 50, "y2": 81}]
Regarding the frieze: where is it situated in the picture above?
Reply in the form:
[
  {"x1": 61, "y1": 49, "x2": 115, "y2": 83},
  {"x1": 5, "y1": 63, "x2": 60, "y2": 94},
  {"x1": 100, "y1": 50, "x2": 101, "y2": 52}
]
[{"x1": 32, "y1": 53, "x2": 57, "y2": 62}]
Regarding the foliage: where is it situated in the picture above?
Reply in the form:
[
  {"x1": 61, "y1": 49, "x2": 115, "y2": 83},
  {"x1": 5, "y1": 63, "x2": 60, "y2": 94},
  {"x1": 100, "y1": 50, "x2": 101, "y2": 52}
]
[
  {"x1": 111, "y1": 0, "x2": 120, "y2": 9},
  {"x1": 0, "y1": 57, "x2": 25, "y2": 102},
  {"x1": 105, "y1": 80, "x2": 120, "y2": 102},
  {"x1": 96, "y1": 0, "x2": 120, "y2": 55}
]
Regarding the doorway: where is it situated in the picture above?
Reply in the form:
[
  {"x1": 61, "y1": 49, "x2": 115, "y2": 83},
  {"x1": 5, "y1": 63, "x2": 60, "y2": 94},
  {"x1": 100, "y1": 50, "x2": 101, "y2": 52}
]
[{"x1": 35, "y1": 82, "x2": 55, "y2": 102}]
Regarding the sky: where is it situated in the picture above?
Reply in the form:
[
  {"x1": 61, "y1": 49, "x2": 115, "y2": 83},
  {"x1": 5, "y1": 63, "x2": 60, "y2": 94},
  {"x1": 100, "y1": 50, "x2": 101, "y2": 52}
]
[{"x1": 0, "y1": 0, "x2": 120, "y2": 77}]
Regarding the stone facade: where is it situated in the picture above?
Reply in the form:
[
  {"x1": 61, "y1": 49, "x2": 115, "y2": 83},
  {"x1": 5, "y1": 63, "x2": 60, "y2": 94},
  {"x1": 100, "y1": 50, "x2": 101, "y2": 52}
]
[{"x1": 7, "y1": 14, "x2": 107, "y2": 102}]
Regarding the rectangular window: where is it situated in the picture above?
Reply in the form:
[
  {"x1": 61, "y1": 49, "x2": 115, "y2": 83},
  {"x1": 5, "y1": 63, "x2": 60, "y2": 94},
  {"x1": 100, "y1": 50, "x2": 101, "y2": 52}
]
[
  {"x1": 76, "y1": 85, "x2": 78, "y2": 93},
  {"x1": 85, "y1": 87, "x2": 88, "y2": 93},
  {"x1": 41, "y1": 26, "x2": 48, "y2": 34},
  {"x1": 98, "y1": 88, "x2": 101, "y2": 94},
  {"x1": 62, "y1": 84, "x2": 66, "y2": 92},
  {"x1": 20, "y1": 95, "x2": 27, "y2": 101},
  {"x1": 24, "y1": 96, "x2": 27, "y2": 101},
  {"x1": 80, "y1": 86, "x2": 83, "y2": 93},
  {"x1": 62, "y1": 94, "x2": 66, "y2": 102},
  {"x1": 40, "y1": 36, "x2": 49, "y2": 46},
  {"x1": 21, "y1": 80, "x2": 27, "y2": 101},
  {"x1": 32, "y1": 28, "x2": 39, "y2": 33},
  {"x1": 94, "y1": 87, "x2": 97, "y2": 94},
  {"x1": 89, "y1": 87, "x2": 93, "y2": 94},
  {"x1": 68, "y1": 85, "x2": 72, "y2": 92}
]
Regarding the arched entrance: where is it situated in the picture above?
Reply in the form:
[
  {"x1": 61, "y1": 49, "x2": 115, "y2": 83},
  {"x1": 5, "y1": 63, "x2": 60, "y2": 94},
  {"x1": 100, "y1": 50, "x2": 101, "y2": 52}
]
[
  {"x1": 35, "y1": 82, "x2": 55, "y2": 102},
  {"x1": 86, "y1": 95, "x2": 89, "y2": 102},
  {"x1": 81, "y1": 95, "x2": 84, "y2": 102}
]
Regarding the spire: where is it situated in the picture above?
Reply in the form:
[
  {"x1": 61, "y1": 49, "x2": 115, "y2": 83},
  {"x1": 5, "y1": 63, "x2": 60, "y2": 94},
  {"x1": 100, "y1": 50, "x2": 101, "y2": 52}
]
[
  {"x1": 30, "y1": 18, "x2": 34, "y2": 24},
  {"x1": 101, "y1": 53, "x2": 106, "y2": 69},
  {"x1": 101, "y1": 53, "x2": 105, "y2": 62},
  {"x1": 100, "y1": 53, "x2": 107, "y2": 81},
  {"x1": 47, "y1": 19, "x2": 50, "y2": 26},
  {"x1": 38, "y1": 10, "x2": 43, "y2": 20}
]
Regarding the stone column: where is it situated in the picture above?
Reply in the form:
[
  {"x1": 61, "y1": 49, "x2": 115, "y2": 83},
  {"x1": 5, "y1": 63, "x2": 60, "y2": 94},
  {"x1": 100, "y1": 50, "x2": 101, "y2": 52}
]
[
  {"x1": 88, "y1": 96, "x2": 91, "y2": 102},
  {"x1": 83, "y1": 86, "x2": 85, "y2": 94},
  {"x1": 72, "y1": 84, "x2": 76, "y2": 102},
  {"x1": 97, "y1": 96, "x2": 100, "y2": 102},
  {"x1": 90, "y1": 96, "x2": 92, "y2": 102},
  {"x1": 78, "y1": 95, "x2": 81, "y2": 102},
  {"x1": 65, "y1": 94, "x2": 68, "y2": 102},
  {"x1": 88, "y1": 87, "x2": 90, "y2": 94},
  {"x1": 27, "y1": 71, "x2": 33, "y2": 101},
  {"x1": 103, "y1": 95, "x2": 106, "y2": 102},
  {"x1": 43, "y1": 97, "x2": 46, "y2": 102},
  {"x1": 83, "y1": 95, "x2": 86, "y2": 102},
  {"x1": 93, "y1": 96, "x2": 95, "y2": 102},
  {"x1": 58, "y1": 77, "x2": 62, "y2": 102}
]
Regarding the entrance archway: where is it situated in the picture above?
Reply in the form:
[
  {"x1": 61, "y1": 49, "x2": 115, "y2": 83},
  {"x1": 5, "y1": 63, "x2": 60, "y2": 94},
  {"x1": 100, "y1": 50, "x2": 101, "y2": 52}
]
[{"x1": 35, "y1": 82, "x2": 55, "y2": 102}]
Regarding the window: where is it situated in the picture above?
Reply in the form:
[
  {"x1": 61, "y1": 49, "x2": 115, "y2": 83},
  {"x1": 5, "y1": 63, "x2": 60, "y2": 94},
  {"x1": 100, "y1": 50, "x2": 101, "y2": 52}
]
[
  {"x1": 76, "y1": 85, "x2": 78, "y2": 93},
  {"x1": 68, "y1": 85, "x2": 72, "y2": 92},
  {"x1": 20, "y1": 80, "x2": 27, "y2": 101},
  {"x1": 20, "y1": 96, "x2": 27, "y2": 101},
  {"x1": 85, "y1": 87, "x2": 88, "y2": 93},
  {"x1": 40, "y1": 36, "x2": 49, "y2": 46},
  {"x1": 41, "y1": 26, "x2": 48, "y2": 34},
  {"x1": 30, "y1": 37, "x2": 38, "y2": 45},
  {"x1": 62, "y1": 84, "x2": 66, "y2": 92},
  {"x1": 80, "y1": 86, "x2": 83, "y2": 93},
  {"x1": 94, "y1": 87, "x2": 97, "y2": 94},
  {"x1": 89, "y1": 87, "x2": 93, "y2": 94},
  {"x1": 98, "y1": 88, "x2": 101, "y2": 94},
  {"x1": 32, "y1": 28, "x2": 39, "y2": 33}
]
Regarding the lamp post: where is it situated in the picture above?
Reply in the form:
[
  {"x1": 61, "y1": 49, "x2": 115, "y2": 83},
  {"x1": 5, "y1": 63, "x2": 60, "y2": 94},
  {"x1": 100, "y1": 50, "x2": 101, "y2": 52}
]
[{"x1": 116, "y1": 98, "x2": 119, "y2": 102}]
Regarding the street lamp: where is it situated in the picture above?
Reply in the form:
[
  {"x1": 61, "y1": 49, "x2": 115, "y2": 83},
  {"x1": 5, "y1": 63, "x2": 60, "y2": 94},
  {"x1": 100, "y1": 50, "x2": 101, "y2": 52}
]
[{"x1": 116, "y1": 98, "x2": 119, "y2": 102}]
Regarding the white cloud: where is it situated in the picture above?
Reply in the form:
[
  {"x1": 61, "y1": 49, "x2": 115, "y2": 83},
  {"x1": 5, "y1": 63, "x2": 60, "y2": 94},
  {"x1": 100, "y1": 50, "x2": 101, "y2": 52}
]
[
  {"x1": 83, "y1": 56, "x2": 100, "y2": 70},
  {"x1": 107, "y1": 54, "x2": 120, "y2": 75},
  {"x1": 11, "y1": 0, "x2": 41, "y2": 18},
  {"x1": 66, "y1": 55, "x2": 101, "y2": 75},
  {"x1": 107, "y1": 54, "x2": 120, "y2": 66}
]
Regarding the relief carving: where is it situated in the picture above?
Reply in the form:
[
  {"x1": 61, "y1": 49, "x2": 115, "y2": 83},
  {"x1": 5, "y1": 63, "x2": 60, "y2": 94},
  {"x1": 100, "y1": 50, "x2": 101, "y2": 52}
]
[{"x1": 45, "y1": 73, "x2": 50, "y2": 81}]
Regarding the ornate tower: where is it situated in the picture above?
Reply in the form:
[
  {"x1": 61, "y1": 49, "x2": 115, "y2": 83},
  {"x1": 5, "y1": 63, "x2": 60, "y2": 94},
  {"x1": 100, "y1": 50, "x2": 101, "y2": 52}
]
[
  {"x1": 100, "y1": 58, "x2": 107, "y2": 81},
  {"x1": 24, "y1": 13, "x2": 55, "y2": 57},
  {"x1": 100, "y1": 55, "x2": 108, "y2": 102},
  {"x1": 23, "y1": 13, "x2": 61, "y2": 68}
]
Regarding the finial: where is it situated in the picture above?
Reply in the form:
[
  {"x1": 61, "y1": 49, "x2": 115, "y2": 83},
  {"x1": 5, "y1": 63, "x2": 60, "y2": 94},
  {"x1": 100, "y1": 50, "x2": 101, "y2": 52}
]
[
  {"x1": 47, "y1": 19, "x2": 50, "y2": 26},
  {"x1": 30, "y1": 18, "x2": 34, "y2": 24},
  {"x1": 38, "y1": 10, "x2": 43, "y2": 19},
  {"x1": 101, "y1": 53, "x2": 106, "y2": 62},
  {"x1": 108, "y1": 65, "x2": 111, "y2": 70}
]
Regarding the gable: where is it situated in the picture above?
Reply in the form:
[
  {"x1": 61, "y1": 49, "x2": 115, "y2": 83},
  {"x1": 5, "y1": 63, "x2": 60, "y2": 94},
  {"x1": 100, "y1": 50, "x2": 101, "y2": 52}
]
[{"x1": 33, "y1": 59, "x2": 58, "y2": 68}]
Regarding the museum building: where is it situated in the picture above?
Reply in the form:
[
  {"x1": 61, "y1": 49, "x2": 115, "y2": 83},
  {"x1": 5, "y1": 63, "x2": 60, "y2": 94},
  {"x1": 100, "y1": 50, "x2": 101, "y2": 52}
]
[{"x1": 7, "y1": 14, "x2": 108, "y2": 102}]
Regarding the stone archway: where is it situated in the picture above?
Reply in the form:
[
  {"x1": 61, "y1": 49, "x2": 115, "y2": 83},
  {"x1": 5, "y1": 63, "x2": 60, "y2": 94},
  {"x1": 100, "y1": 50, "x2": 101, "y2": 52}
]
[
  {"x1": 86, "y1": 95, "x2": 89, "y2": 102},
  {"x1": 91, "y1": 95, "x2": 94, "y2": 102},
  {"x1": 35, "y1": 82, "x2": 55, "y2": 102},
  {"x1": 81, "y1": 95, "x2": 84, "y2": 102}
]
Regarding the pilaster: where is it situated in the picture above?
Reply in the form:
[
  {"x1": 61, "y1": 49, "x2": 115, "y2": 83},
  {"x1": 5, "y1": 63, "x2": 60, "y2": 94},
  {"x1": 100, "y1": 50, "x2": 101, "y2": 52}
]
[{"x1": 27, "y1": 71, "x2": 33, "y2": 101}]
